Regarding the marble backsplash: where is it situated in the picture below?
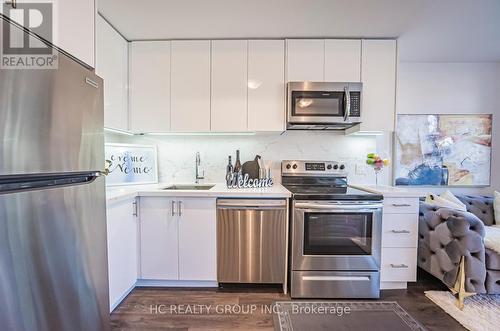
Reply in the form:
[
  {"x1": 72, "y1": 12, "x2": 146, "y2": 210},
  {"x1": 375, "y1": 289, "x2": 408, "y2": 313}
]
[{"x1": 105, "y1": 131, "x2": 390, "y2": 185}]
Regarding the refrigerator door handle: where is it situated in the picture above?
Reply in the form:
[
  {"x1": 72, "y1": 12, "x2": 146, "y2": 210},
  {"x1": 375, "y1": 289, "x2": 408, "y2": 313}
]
[{"x1": 0, "y1": 172, "x2": 101, "y2": 194}]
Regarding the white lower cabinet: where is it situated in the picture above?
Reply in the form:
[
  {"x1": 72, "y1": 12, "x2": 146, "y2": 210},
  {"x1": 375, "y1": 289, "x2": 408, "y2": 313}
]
[
  {"x1": 139, "y1": 197, "x2": 179, "y2": 280},
  {"x1": 139, "y1": 197, "x2": 217, "y2": 282},
  {"x1": 381, "y1": 248, "x2": 418, "y2": 282},
  {"x1": 380, "y1": 197, "x2": 420, "y2": 289},
  {"x1": 106, "y1": 198, "x2": 138, "y2": 312},
  {"x1": 178, "y1": 198, "x2": 217, "y2": 281}
]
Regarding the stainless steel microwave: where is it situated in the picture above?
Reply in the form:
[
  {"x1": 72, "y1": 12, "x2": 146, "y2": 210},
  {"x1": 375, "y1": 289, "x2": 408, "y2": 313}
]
[{"x1": 287, "y1": 82, "x2": 362, "y2": 130}]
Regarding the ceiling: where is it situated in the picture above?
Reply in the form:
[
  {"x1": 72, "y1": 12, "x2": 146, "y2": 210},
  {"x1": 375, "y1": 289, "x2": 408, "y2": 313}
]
[{"x1": 98, "y1": 0, "x2": 500, "y2": 62}]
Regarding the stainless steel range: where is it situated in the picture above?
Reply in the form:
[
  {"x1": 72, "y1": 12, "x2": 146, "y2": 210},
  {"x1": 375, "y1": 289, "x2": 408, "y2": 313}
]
[{"x1": 282, "y1": 160, "x2": 383, "y2": 299}]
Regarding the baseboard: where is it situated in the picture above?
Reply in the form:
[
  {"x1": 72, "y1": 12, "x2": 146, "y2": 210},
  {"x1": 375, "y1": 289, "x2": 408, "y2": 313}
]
[
  {"x1": 381, "y1": 281, "x2": 408, "y2": 290},
  {"x1": 110, "y1": 282, "x2": 136, "y2": 313},
  {"x1": 136, "y1": 279, "x2": 219, "y2": 288}
]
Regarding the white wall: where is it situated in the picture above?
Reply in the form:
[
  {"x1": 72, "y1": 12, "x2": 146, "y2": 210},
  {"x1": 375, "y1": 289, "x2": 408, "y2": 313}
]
[
  {"x1": 396, "y1": 62, "x2": 500, "y2": 194},
  {"x1": 105, "y1": 131, "x2": 379, "y2": 185}
]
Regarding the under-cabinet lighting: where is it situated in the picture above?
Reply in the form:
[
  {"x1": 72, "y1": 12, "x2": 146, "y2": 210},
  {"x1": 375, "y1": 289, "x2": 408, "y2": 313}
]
[
  {"x1": 349, "y1": 131, "x2": 384, "y2": 136},
  {"x1": 104, "y1": 127, "x2": 134, "y2": 136},
  {"x1": 143, "y1": 132, "x2": 257, "y2": 136}
]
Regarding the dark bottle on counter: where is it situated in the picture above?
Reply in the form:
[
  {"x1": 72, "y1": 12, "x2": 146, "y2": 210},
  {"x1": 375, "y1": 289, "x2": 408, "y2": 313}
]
[
  {"x1": 234, "y1": 150, "x2": 242, "y2": 176},
  {"x1": 225, "y1": 155, "x2": 234, "y2": 181}
]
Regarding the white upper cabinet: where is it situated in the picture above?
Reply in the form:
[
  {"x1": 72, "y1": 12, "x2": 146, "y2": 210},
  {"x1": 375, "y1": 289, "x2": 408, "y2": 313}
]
[
  {"x1": 355, "y1": 39, "x2": 397, "y2": 132},
  {"x1": 286, "y1": 39, "x2": 324, "y2": 82},
  {"x1": 171, "y1": 40, "x2": 211, "y2": 132},
  {"x1": 211, "y1": 40, "x2": 248, "y2": 131},
  {"x1": 325, "y1": 39, "x2": 361, "y2": 82},
  {"x1": 56, "y1": 0, "x2": 95, "y2": 67},
  {"x1": 248, "y1": 40, "x2": 285, "y2": 132},
  {"x1": 1, "y1": 0, "x2": 95, "y2": 67},
  {"x1": 96, "y1": 15, "x2": 128, "y2": 131},
  {"x1": 129, "y1": 41, "x2": 171, "y2": 133}
]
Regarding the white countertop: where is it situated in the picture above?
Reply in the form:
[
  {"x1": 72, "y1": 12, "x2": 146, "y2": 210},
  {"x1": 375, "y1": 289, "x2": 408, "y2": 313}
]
[
  {"x1": 349, "y1": 184, "x2": 426, "y2": 198},
  {"x1": 106, "y1": 182, "x2": 292, "y2": 205}
]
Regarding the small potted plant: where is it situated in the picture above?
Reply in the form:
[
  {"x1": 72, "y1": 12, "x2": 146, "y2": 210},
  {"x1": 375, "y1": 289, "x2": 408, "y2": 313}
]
[{"x1": 366, "y1": 153, "x2": 390, "y2": 186}]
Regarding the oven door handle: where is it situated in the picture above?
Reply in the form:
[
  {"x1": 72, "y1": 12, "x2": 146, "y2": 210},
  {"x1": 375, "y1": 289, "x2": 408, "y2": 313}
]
[{"x1": 294, "y1": 202, "x2": 382, "y2": 211}]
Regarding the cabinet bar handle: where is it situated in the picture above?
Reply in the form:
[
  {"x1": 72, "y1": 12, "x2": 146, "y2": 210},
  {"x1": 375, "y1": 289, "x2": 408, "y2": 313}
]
[
  {"x1": 390, "y1": 264, "x2": 409, "y2": 269},
  {"x1": 5, "y1": 0, "x2": 17, "y2": 9},
  {"x1": 171, "y1": 200, "x2": 176, "y2": 216},
  {"x1": 391, "y1": 229, "x2": 410, "y2": 234},
  {"x1": 392, "y1": 203, "x2": 411, "y2": 207},
  {"x1": 132, "y1": 201, "x2": 138, "y2": 217},
  {"x1": 178, "y1": 201, "x2": 182, "y2": 217}
]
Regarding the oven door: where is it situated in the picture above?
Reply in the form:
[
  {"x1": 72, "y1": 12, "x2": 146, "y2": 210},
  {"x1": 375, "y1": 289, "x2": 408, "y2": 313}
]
[{"x1": 292, "y1": 200, "x2": 382, "y2": 271}]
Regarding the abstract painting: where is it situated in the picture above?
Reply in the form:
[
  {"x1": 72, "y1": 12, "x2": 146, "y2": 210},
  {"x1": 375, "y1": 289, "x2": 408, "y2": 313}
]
[{"x1": 394, "y1": 114, "x2": 492, "y2": 186}]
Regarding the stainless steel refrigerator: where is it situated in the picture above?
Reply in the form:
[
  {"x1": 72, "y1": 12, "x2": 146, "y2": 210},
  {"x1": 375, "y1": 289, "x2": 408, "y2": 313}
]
[{"x1": 0, "y1": 17, "x2": 109, "y2": 331}]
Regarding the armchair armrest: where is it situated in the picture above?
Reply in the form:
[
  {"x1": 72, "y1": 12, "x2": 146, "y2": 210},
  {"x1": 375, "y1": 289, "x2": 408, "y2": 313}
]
[{"x1": 418, "y1": 202, "x2": 487, "y2": 293}]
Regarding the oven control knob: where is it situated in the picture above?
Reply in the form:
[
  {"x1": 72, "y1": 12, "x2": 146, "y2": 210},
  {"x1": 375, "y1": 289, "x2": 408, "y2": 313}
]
[
  {"x1": 333, "y1": 164, "x2": 339, "y2": 170},
  {"x1": 327, "y1": 164, "x2": 332, "y2": 170},
  {"x1": 339, "y1": 164, "x2": 345, "y2": 170},
  {"x1": 286, "y1": 164, "x2": 291, "y2": 169},
  {"x1": 292, "y1": 164, "x2": 298, "y2": 169}
]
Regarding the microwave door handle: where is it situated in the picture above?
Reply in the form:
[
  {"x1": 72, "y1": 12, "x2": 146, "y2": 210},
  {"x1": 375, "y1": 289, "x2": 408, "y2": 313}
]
[{"x1": 344, "y1": 86, "x2": 351, "y2": 121}]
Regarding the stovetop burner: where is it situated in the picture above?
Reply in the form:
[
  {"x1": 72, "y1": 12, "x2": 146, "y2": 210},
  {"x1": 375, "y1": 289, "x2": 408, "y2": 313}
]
[{"x1": 281, "y1": 160, "x2": 383, "y2": 201}]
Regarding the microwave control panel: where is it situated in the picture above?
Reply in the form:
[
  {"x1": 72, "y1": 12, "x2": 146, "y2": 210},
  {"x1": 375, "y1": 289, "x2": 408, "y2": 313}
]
[{"x1": 349, "y1": 92, "x2": 361, "y2": 117}]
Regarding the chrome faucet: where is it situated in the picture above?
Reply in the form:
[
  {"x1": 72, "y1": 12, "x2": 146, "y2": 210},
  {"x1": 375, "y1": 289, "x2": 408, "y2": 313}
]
[{"x1": 195, "y1": 152, "x2": 205, "y2": 184}]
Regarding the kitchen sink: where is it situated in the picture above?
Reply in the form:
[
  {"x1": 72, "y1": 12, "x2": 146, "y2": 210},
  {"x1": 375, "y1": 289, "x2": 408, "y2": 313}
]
[{"x1": 163, "y1": 184, "x2": 215, "y2": 191}]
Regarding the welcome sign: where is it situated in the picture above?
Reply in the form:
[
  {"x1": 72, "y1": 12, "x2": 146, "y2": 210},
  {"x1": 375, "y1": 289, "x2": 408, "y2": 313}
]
[{"x1": 105, "y1": 144, "x2": 158, "y2": 186}]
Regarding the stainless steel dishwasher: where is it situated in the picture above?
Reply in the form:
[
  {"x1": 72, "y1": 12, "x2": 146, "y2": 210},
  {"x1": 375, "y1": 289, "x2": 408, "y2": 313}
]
[{"x1": 217, "y1": 199, "x2": 288, "y2": 285}]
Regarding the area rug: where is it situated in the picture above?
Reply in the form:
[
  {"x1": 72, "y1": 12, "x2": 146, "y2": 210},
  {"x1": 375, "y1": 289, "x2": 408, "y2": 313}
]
[
  {"x1": 425, "y1": 291, "x2": 500, "y2": 331},
  {"x1": 273, "y1": 301, "x2": 427, "y2": 331}
]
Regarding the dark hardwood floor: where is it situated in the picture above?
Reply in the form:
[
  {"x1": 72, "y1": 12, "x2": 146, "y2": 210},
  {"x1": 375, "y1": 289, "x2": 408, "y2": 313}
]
[{"x1": 110, "y1": 269, "x2": 465, "y2": 331}]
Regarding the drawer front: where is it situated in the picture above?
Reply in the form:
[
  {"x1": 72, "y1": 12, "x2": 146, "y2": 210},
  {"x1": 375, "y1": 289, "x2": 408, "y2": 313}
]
[
  {"x1": 381, "y1": 214, "x2": 418, "y2": 248},
  {"x1": 383, "y1": 198, "x2": 419, "y2": 214},
  {"x1": 381, "y1": 248, "x2": 417, "y2": 282}
]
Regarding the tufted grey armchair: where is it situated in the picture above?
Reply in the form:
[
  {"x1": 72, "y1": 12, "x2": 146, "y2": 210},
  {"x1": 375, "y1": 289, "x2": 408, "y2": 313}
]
[{"x1": 418, "y1": 195, "x2": 500, "y2": 300}]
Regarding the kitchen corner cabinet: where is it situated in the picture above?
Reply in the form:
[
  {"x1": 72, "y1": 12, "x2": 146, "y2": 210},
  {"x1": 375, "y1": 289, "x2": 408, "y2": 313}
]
[
  {"x1": 248, "y1": 40, "x2": 285, "y2": 131},
  {"x1": 354, "y1": 39, "x2": 397, "y2": 133},
  {"x1": 171, "y1": 41, "x2": 211, "y2": 132},
  {"x1": 139, "y1": 197, "x2": 217, "y2": 282},
  {"x1": 211, "y1": 40, "x2": 248, "y2": 131},
  {"x1": 1, "y1": 0, "x2": 95, "y2": 67},
  {"x1": 106, "y1": 198, "x2": 138, "y2": 312},
  {"x1": 129, "y1": 41, "x2": 171, "y2": 133},
  {"x1": 96, "y1": 15, "x2": 128, "y2": 131}
]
